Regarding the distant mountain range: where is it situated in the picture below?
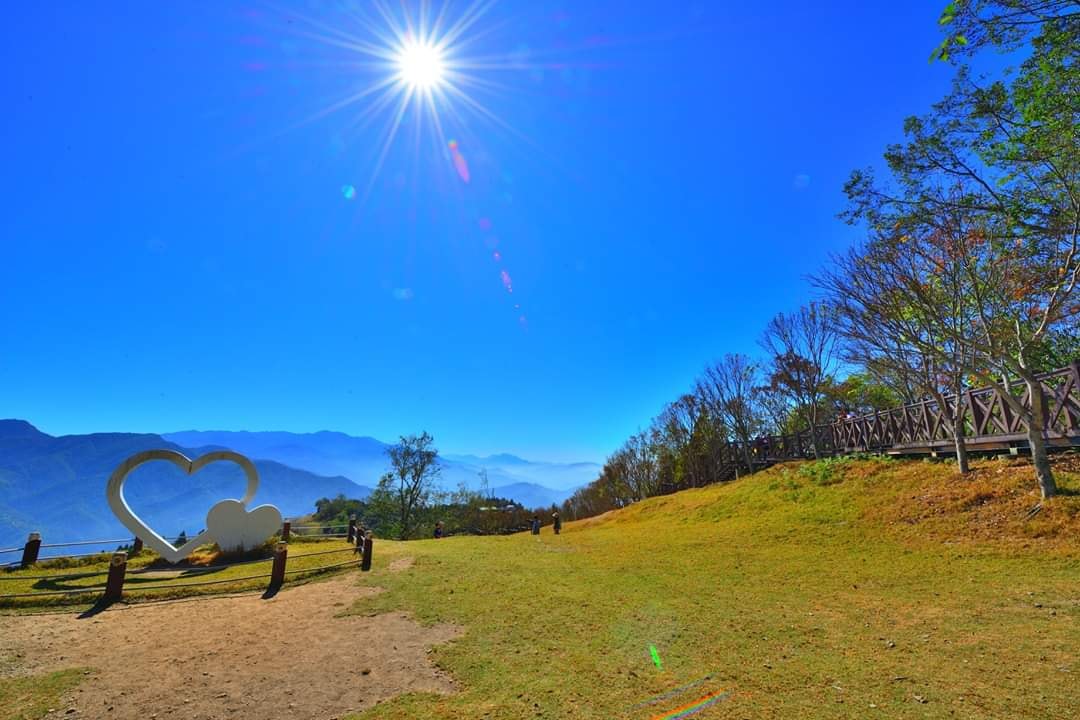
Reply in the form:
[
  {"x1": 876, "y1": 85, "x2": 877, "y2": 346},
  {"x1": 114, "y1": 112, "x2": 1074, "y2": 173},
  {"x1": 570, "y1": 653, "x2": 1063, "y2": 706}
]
[
  {"x1": 162, "y1": 430, "x2": 598, "y2": 504},
  {"x1": 0, "y1": 421, "x2": 598, "y2": 551},
  {"x1": 0, "y1": 420, "x2": 370, "y2": 551}
]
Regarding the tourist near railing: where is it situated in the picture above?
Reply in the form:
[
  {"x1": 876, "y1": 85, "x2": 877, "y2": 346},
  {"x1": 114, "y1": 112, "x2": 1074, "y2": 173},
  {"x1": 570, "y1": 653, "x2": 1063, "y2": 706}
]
[{"x1": 0, "y1": 522, "x2": 374, "y2": 605}]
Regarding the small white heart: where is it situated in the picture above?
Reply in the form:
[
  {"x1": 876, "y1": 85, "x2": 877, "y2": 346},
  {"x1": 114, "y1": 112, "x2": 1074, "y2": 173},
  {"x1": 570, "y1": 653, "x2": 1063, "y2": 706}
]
[
  {"x1": 106, "y1": 449, "x2": 270, "y2": 563},
  {"x1": 205, "y1": 499, "x2": 283, "y2": 553}
]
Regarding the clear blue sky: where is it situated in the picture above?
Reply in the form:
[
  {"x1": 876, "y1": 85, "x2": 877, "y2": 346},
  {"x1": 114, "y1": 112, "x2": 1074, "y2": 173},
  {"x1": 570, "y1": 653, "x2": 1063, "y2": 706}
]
[{"x1": 1, "y1": 1, "x2": 969, "y2": 462}]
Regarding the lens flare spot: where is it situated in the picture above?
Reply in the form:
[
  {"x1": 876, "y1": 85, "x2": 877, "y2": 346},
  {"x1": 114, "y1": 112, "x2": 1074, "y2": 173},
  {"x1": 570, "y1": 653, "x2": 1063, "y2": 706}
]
[
  {"x1": 449, "y1": 142, "x2": 470, "y2": 183},
  {"x1": 341, "y1": 184, "x2": 357, "y2": 199},
  {"x1": 500, "y1": 269, "x2": 513, "y2": 292},
  {"x1": 392, "y1": 287, "x2": 414, "y2": 301},
  {"x1": 478, "y1": 217, "x2": 493, "y2": 231},
  {"x1": 492, "y1": 250, "x2": 502, "y2": 262}
]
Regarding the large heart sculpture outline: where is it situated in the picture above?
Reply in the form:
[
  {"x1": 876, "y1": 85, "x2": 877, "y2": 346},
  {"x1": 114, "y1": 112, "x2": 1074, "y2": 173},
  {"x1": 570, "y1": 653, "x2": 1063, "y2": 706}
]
[{"x1": 106, "y1": 449, "x2": 260, "y2": 563}]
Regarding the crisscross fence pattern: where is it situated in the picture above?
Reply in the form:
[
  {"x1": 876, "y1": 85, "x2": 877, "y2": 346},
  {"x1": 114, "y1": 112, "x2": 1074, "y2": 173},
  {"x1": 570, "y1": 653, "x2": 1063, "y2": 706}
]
[{"x1": 662, "y1": 362, "x2": 1080, "y2": 492}]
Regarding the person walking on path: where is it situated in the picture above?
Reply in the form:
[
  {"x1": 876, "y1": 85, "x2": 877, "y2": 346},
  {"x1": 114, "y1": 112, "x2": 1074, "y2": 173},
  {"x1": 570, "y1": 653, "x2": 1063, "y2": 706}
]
[
  {"x1": 530, "y1": 515, "x2": 541, "y2": 535},
  {"x1": 551, "y1": 511, "x2": 562, "y2": 535}
]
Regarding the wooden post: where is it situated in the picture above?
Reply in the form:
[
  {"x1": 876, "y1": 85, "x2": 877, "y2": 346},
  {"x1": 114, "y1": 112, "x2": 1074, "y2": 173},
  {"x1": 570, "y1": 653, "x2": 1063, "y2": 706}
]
[
  {"x1": 269, "y1": 542, "x2": 288, "y2": 590},
  {"x1": 361, "y1": 531, "x2": 373, "y2": 572},
  {"x1": 104, "y1": 551, "x2": 127, "y2": 603},
  {"x1": 131, "y1": 537, "x2": 143, "y2": 556},
  {"x1": 281, "y1": 521, "x2": 291, "y2": 542},
  {"x1": 20, "y1": 532, "x2": 41, "y2": 569},
  {"x1": 347, "y1": 515, "x2": 357, "y2": 544}
]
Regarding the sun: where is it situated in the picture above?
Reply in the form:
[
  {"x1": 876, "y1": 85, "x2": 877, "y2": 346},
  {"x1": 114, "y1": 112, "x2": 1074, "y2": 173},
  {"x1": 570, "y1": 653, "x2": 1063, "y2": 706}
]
[{"x1": 395, "y1": 39, "x2": 445, "y2": 92}]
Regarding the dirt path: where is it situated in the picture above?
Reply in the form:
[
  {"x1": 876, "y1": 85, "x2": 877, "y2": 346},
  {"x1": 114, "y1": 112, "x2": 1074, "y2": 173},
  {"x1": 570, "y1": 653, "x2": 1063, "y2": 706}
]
[{"x1": 1, "y1": 567, "x2": 460, "y2": 720}]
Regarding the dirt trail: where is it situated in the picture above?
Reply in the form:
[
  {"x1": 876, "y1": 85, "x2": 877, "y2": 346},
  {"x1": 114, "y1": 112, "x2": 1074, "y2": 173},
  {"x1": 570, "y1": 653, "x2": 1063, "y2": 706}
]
[{"x1": 1, "y1": 568, "x2": 459, "y2": 720}]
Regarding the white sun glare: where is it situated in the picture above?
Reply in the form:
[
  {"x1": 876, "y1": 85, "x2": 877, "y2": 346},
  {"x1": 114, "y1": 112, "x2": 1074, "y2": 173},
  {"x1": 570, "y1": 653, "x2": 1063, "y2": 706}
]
[
  {"x1": 395, "y1": 39, "x2": 445, "y2": 91},
  {"x1": 280, "y1": 0, "x2": 552, "y2": 201}
]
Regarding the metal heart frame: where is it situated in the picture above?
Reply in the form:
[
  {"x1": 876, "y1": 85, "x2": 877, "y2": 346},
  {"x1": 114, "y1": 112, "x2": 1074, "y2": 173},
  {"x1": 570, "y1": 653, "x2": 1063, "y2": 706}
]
[{"x1": 105, "y1": 449, "x2": 260, "y2": 563}]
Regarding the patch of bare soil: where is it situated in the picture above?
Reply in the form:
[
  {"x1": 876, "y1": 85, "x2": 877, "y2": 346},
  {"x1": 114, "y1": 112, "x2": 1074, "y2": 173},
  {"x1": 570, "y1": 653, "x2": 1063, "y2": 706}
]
[
  {"x1": 0, "y1": 574, "x2": 461, "y2": 720},
  {"x1": 387, "y1": 557, "x2": 414, "y2": 573}
]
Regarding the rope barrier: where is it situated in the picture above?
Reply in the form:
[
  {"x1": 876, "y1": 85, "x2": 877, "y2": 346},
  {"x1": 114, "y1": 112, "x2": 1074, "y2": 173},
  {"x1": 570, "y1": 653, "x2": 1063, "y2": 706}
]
[
  {"x1": 0, "y1": 547, "x2": 21, "y2": 554},
  {"x1": 289, "y1": 524, "x2": 349, "y2": 530},
  {"x1": 126, "y1": 556, "x2": 273, "y2": 575},
  {"x1": 35, "y1": 551, "x2": 116, "y2": 562},
  {"x1": 122, "y1": 573, "x2": 275, "y2": 591},
  {"x1": 283, "y1": 559, "x2": 358, "y2": 575},
  {"x1": 0, "y1": 586, "x2": 108, "y2": 599},
  {"x1": 39, "y1": 539, "x2": 131, "y2": 548},
  {"x1": 291, "y1": 532, "x2": 350, "y2": 538},
  {"x1": 0, "y1": 568, "x2": 110, "y2": 581},
  {"x1": 289, "y1": 546, "x2": 357, "y2": 558}
]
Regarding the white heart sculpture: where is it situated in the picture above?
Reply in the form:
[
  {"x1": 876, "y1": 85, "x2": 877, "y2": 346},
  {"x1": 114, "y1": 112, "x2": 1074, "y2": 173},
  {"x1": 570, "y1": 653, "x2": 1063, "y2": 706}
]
[
  {"x1": 106, "y1": 449, "x2": 279, "y2": 563},
  {"x1": 205, "y1": 499, "x2": 282, "y2": 553}
]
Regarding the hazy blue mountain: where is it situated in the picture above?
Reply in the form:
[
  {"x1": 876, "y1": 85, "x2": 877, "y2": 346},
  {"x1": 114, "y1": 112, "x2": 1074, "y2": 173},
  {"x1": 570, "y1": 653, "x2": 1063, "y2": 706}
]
[
  {"x1": 489, "y1": 483, "x2": 576, "y2": 509},
  {"x1": 0, "y1": 420, "x2": 371, "y2": 553},
  {"x1": 163, "y1": 430, "x2": 601, "y2": 503},
  {"x1": 163, "y1": 430, "x2": 391, "y2": 487},
  {"x1": 443, "y1": 453, "x2": 531, "y2": 466}
]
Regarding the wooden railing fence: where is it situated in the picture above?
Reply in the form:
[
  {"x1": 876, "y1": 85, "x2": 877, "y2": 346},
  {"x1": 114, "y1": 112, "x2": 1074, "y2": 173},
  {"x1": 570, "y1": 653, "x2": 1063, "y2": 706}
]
[{"x1": 660, "y1": 362, "x2": 1080, "y2": 492}]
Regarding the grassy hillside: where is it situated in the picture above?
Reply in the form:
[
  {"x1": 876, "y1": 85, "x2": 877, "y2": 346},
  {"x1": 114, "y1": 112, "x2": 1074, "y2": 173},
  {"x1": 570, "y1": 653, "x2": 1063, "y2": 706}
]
[{"x1": 345, "y1": 455, "x2": 1080, "y2": 719}]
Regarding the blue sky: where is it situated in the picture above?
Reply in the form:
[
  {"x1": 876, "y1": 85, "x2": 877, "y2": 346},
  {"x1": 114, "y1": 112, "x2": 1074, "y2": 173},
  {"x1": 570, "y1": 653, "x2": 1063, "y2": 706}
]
[{"x1": 1, "y1": 1, "x2": 972, "y2": 462}]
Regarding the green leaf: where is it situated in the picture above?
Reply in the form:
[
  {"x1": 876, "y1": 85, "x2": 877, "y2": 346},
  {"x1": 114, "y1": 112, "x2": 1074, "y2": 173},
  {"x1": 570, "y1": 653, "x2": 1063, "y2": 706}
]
[{"x1": 954, "y1": 34, "x2": 968, "y2": 46}]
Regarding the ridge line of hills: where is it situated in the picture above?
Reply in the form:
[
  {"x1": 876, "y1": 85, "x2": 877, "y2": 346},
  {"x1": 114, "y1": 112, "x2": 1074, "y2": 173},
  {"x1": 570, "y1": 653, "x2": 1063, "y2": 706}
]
[{"x1": 0, "y1": 420, "x2": 599, "y2": 548}]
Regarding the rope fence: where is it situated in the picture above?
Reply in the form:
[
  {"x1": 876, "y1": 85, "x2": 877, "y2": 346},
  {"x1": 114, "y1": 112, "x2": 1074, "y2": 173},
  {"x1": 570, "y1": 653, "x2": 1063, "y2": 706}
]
[
  {"x1": 126, "y1": 555, "x2": 274, "y2": 575},
  {"x1": 0, "y1": 586, "x2": 109, "y2": 599},
  {"x1": 0, "y1": 527, "x2": 374, "y2": 606},
  {"x1": 283, "y1": 558, "x2": 358, "y2": 575},
  {"x1": 40, "y1": 539, "x2": 131, "y2": 548},
  {"x1": 123, "y1": 573, "x2": 276, "y2": 592},
  {"x1": 288, "y1": 524, "x2": 350, "y2": 530},
  {"x1": 287, "y1": 546, "x2": 357, "y2": 558},
  {"x1": 0, "y1": 568, "x2": 110, "y2": 581}
]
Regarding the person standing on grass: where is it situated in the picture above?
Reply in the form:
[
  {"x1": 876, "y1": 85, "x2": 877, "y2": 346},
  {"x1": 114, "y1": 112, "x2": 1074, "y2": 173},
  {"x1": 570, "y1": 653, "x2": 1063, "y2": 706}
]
[
  {"x1": 434, "y1": 521, "x2": 445, "y2": 539},
  {"x1": 531, "y1": 515, "x2": 540, "y2": 535},
  {"x1": 551, "y1": 511, "x2": 562, "y2": 535}
]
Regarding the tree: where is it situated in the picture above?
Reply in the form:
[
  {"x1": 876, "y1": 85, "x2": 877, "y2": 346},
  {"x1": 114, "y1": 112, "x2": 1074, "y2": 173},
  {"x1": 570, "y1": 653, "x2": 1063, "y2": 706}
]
[
  {"x1": 313, "y1": 494, "x2": 367, "y2": 527},
  {"x1": 817, "y1": 224, "x2": 980, "y2": 473},
  {"x1": 759, "y1": 303, "x2": 840, "y2": 458},
  {"x1": 932, "y1": 0, "x2": 1079, "y2": 61},
  {"x1": 622, "y1": 431, "x2": 660, "y2": 501},
  {"x1": 381, "y1": 432, "x2": 441, "y2": 540},
  {"x1": 696, "y1": 354, "x2": 766, "y2": 474},
  {"x1": 829, "y1": 372, "x2": 905, "y2": 415},
  {"x1": 834, "y1": 19, "x2": 1078, "y2": 495}
]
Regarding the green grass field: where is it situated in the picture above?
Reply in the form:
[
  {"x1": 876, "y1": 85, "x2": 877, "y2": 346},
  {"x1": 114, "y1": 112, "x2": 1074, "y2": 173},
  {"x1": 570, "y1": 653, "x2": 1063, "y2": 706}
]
[
  {"x1": 344, "y1": 456, "x2": 1080, "y2": 719},
  {"x1": 2, "y1": 456, "x2": 1078, "y2": 719}
]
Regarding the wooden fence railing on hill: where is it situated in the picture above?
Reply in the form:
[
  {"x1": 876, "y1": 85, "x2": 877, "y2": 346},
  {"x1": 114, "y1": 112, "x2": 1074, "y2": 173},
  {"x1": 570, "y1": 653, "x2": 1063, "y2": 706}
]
[{"x1": 667, "y1": 362, "x2": 1080, "y2": 490}]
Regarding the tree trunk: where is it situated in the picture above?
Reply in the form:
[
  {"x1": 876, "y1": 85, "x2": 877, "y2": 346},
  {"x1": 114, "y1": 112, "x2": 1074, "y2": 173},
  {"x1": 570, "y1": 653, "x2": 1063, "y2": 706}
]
[
  {"x1": 949, "y1": 394, "x2": 970, "y2": 474},
  {"x1": 810, "y1": 428, "x2": 823, "y2": 460},
  {"x1": 741, "y1": 444, "x2": 755, "y2": 477},
  {"x1": 1026, "y1": 377, "x2": 1057, "y2": 499},
  {"x1": 952, "y1": 426, "x2": 970, "y2": 474}
]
